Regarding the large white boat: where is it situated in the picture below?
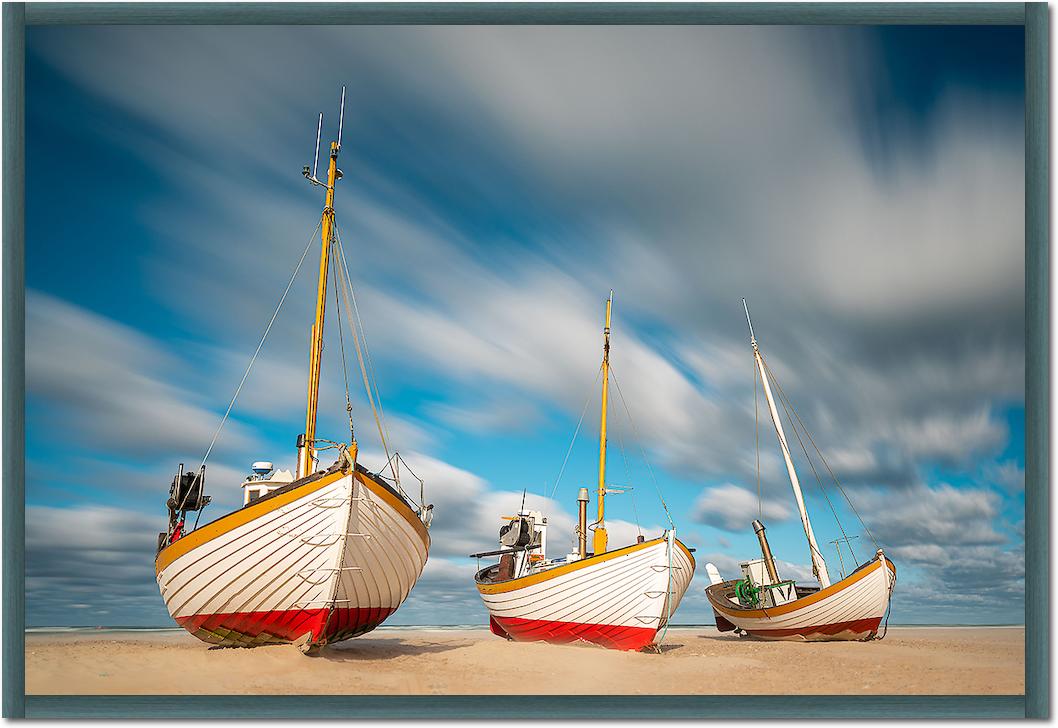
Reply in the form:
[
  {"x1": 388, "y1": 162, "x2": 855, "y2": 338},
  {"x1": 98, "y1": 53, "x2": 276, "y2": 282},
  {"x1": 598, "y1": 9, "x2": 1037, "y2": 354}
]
[
  {"x1": 155, "y1": 92, "x2": 431, "y2": 652},
  {"x1": 704, "y1": 301, "x2": 895, "y2": 641},
  {"x1": 473, "y1": 293, "x2": 695, "y2": 651}
]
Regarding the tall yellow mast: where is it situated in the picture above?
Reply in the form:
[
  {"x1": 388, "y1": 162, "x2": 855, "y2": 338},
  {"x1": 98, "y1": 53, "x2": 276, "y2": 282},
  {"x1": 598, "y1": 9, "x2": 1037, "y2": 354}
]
[
  {"x1": 296, "y1": 138, "x2": 341, "y2": 479},
  {"x1": 593, "y1": 291, "x2": 613, "y2": 555}
]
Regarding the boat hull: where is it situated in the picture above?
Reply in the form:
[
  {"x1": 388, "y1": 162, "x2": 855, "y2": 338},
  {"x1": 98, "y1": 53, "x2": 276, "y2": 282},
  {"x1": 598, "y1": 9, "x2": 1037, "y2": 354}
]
[
  {"x1": 705, "y1": 556, "x2": 896, "y2": 642},
  {"x1": 156, "y1": 465, "x2": 429, "y2": 648},
  {"x1": 476, "y1": 535, "x2": 695, "y2": 651}
]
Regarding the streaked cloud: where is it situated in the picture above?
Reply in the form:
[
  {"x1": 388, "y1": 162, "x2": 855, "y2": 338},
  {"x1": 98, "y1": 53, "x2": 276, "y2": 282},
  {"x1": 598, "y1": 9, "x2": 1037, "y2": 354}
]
[{"x1": 25, "y1": 25, "x2": 1025, "y2": 626}]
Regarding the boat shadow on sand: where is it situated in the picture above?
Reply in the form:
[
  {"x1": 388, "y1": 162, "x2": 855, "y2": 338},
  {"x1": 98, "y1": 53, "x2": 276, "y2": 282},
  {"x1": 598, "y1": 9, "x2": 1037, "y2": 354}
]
[{"x1": 315, "y1": 638, "x2": 469, "y2": 661}]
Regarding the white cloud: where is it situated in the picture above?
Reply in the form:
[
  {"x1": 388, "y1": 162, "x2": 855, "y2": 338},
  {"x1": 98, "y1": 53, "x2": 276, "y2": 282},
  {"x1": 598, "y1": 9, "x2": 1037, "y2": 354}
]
[
  {"x1": 985, "y1": 459, "x2": 1025, "y2": 494},
  {"x1": 890, "y1": 406, "x2": 1007, "y2": 465},
  {"x1": 860, "y1": 482, "x2": 1005, "y2": 548},
  {"x1": 25, "y1": 25, "x2": 1025, "y2": 625},
  {"x1": 692, "y1": 483, "x2": 791, "y2": 532},
  {"x1": 27, "y1": 291, "x2": 253, "y2": 458},
  {"x1": 426, "y1": 398, "x2": 542, "y2": 435},
  {"x1": 26, "y1": 505, "x2": 169, "y2": 626}
]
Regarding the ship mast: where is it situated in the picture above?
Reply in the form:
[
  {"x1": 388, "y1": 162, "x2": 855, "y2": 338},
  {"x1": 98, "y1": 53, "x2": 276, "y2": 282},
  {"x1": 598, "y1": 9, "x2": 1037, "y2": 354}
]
[
  {"x1": 742, "y1": 299, "x2": 831, "y2": 588},
  {"x1": 592, "y1": 291, "x2": 613, "y2": 555},
  {"x1": 297, "y1": 92, "x2": 346, "y2": 480}
]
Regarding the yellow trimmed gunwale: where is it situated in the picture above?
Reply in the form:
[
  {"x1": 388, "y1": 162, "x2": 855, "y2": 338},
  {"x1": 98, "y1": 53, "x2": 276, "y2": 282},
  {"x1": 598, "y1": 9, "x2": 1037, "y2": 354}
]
[
  {"x1": 476, "y1": 536, "x2": 694, "y2": 595},
  {"x1": 156, "y1": 464, "x2": 428, "y2": 576},
  {"x1": 708, "y1": 556, "x2": 896, "y2": 619}
]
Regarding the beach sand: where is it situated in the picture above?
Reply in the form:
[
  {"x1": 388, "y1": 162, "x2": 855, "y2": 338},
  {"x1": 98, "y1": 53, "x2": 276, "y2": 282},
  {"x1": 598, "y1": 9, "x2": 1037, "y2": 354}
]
[{"x1": 26, "y1": 626, "x2": 1023, "y2": 695}]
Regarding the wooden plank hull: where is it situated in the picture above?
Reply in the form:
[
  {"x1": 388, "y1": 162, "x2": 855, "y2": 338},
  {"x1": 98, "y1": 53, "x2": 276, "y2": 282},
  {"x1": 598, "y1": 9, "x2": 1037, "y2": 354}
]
[
  {"x1": 476, "y1": 536, "x2": 695, "y2": 651},
  {"x1": 705, "y1": 556, "x2": 896, "y2": 642},
  {"x1": 156, "y1": 466, "x2": 429, "y2": 648}
]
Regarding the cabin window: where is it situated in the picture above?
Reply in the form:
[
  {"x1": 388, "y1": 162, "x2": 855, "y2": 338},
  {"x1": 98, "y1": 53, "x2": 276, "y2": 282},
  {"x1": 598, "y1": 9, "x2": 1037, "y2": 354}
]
[{"x1": 248, "y1": 489, "x2": 262, "y2": 503}]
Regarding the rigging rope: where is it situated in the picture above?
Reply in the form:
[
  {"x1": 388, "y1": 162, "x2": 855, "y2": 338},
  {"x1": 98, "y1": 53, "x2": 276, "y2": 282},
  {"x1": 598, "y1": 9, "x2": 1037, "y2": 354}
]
[
  {"x1": 334, "y1": 224, "x2": 398, "y2": 479},
  {"x1": 753, "y1": 352, "x2": 829, "y2": 569},
  {"x1": 331, "y1": 226, "x2": 397, "y2": 483},
  {"x1": 754, "y1": 350, "x2": 762, "y2": 521},
  {"x1": 611, "y1": 387, "x2": 643, "y2": 538},
  {"x1": 198, "y1": 219, "x2": 322, "y2": 470},
  {"x1": 607, "y1": 364, "x2": 674, "y2": 529},
  {"x1": 770, "y1": 360, "x2": 855, "y2": 563},
  {"x1": 330, "y1": 247, "x2": 356, "y2": 443},
  {"x1": 334, "y1": 224, "x2": 393, "y2": 449},
  {"x1": 549, "y1": 364, "x2": 603, "y2": 499},
  {"x1": 760, "y1": 354, "x2": 879, "y2": 554}
]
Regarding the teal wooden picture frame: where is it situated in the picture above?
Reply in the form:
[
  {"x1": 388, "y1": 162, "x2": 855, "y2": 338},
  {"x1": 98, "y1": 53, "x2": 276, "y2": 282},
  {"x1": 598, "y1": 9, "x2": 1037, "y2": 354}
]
[{"x1": 2, "y1": 2, "x2": 1048, "y2": 719}]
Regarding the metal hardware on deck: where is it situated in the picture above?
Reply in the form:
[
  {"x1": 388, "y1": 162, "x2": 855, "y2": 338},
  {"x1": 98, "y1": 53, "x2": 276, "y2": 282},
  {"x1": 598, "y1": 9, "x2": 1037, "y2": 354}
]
[
  {"x1": 753, "y1": 519, "x2": 781, "y2": 584},
  {"x1": 468, "y1": 544, "x2": 536, "y2": 559},
  {"x1": 297, "y1": 569, "x2": 335, "y2": 585},
  {"x1": 294, "y1": 598, "x2": 353, "y2": 608},
  {"x1": 651, "y1": 564, "x2": 683, "y2": 572},
  {"x1": 577, "y1": 487, "x2": 589, "y2": 559},
  {"x1": 310, "y1": 496, "x2": 351, "y2": 508},
  {"x1": 297, "y1": 565, "x2": 363, "y2": 584},
  {"x1": 299, "y1": 533, "x2": 342, "y2": 546}
]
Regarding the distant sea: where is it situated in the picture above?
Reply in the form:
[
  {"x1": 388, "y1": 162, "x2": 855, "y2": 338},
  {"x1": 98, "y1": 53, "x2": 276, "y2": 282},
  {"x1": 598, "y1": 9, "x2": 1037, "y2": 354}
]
[{"x1": 26, "y1": 623, "x2": 1025, "y2": 634}]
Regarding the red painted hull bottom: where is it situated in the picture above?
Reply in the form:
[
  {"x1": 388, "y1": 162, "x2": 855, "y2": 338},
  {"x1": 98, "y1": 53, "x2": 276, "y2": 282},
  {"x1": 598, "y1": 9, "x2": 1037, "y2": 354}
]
[
  {"x1": 176, "y1": 606, "x2": 396, "y2": 648},
  {"x1": 742, "y1": 617, "x2": 883, "y2": 641},
  {"x1": 490, "y1": 615, "x2": 659, "y2": 651}
]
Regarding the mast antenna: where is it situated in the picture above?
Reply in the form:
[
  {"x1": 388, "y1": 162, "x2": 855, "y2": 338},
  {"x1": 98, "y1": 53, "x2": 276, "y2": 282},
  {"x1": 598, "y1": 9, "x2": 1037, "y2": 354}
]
[
  {"x1": 304, "y1": 112, "x2": 323, "y2": 184},
  {"x1": 337, "y1": 85, "x2": 346, "y2": 151},
  {"x1": 742, "y1": 297, "x2": 757, "y2": 347}
]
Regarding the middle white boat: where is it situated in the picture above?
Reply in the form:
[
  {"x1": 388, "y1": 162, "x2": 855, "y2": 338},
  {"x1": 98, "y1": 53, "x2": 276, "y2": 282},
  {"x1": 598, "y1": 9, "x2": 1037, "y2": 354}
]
[{"x1": 472, "y1": 293, "x2": 695, "y2": 651}]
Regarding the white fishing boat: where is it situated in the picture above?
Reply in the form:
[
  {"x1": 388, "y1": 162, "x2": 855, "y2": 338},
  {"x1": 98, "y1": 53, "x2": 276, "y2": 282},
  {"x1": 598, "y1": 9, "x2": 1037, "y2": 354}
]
[
  {"x1": 704, "y1": 300, "x2": 895, "y2": 642},
  {"x1": 472, "y1": 293, "x2": 695, "y2": 651},
  {"x1": 155, "y1": 91, "x2": 432, "y2": 652}
]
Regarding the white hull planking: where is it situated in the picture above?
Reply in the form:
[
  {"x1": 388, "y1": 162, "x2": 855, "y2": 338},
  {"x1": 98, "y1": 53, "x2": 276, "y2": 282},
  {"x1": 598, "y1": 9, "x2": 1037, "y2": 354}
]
[
  {"x1": 479, "y1": 537, "x2": 694, "y2": 647},
  {"x1": 708, "y1": 557, "x2": 895, "y2": 641},
  {"x1": 156, "y1": 468, "x2": 429, "y2": 646}
]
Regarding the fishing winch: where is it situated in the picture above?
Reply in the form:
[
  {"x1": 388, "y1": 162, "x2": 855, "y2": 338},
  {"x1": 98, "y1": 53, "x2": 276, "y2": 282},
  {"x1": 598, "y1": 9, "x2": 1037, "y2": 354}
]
[
  {"x1": 499, "y1": 515, "x2": 536, "y2": 548},
  {"x1": 158, "y1": 463, "x2": 210, "y2": 552},
  {"x1": 168, "y1": 464, "x2": 210, "y2": 513}
]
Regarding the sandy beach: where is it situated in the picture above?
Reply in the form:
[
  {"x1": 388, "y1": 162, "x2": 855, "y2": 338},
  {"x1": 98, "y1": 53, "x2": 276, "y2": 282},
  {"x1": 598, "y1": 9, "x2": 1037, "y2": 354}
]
[{"x1": 26, "y1": 626, "x2": 1023, "y2": 695}]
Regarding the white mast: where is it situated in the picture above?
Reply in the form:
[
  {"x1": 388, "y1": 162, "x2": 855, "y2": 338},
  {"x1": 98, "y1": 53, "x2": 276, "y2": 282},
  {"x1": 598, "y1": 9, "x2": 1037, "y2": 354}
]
[{"x1": 743, "y1": 299, "x2": 830, "y2": 588}]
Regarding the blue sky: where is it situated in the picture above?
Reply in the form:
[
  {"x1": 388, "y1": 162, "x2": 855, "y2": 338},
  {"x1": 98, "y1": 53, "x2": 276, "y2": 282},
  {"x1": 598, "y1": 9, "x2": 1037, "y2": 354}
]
[{"x1": 25, "y1": 25, "x2": 1024, "y2": 627}]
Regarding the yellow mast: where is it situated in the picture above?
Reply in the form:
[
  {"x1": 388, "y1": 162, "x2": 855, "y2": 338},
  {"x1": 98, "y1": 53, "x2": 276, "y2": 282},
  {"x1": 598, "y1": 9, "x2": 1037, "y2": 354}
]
[
  {"x1": 592, "y1": 291, "x2": 613, "y2": 555},
  {"x1": 296, "y1": 139, "x2": 340, "y2": 479}
]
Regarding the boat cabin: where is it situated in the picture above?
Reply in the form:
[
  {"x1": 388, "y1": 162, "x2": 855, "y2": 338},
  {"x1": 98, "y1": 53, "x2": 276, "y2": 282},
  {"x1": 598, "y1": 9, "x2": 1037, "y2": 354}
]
[
  {"x1": 241, "y1": 461, "x2": 295, "y2": 506},
  {"x1": 738, "y1": 557, "x2": 798, "y2": 608}
]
